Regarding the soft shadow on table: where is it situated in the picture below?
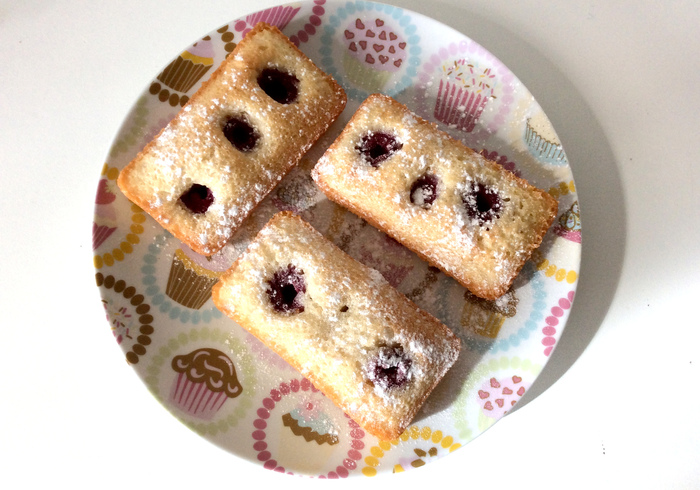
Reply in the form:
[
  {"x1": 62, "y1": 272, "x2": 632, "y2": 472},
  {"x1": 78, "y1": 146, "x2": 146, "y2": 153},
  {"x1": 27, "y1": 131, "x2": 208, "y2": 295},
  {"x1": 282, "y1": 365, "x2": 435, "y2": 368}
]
[{"x1": 396, "y1": 0, "x2": 627, "y2": 408}]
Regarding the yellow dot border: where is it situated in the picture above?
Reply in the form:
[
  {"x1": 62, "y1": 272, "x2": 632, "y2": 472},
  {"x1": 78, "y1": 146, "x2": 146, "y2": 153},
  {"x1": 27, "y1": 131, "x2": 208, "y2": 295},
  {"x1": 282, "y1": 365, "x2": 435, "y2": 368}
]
[
  {"x1": 531, "y1": 249, "x2": 578, "y2": 284},
  {"x1": 93, "y1": 164, "x2": 145, "y2": 270},
  {"x1": 529, "y1": 179, "x2": 580, "y2": 284},
  {"x1": 547, "y1": 179, "x2": 576, "y2": 200},
  {"x1": 361, "y1": 426, "x2": 461, "y2": 477}
]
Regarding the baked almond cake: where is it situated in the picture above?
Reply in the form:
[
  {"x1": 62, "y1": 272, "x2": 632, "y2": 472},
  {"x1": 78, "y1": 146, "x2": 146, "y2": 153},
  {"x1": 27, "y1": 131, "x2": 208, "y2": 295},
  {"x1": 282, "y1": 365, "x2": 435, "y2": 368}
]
[
  {"x1": 312, "y1": 94, "x2": 557, "y2": 300},
  {"x1": 212, "y1": 212, "x2": 461, "y2": 440},
  {"x1": 118, "y1": 23, "x2": 346, "y2": 255}
]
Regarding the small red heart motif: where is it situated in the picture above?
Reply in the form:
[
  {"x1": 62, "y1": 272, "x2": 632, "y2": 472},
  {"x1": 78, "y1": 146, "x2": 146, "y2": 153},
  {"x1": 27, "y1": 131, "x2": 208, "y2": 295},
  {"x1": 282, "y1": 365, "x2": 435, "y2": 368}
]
[
  {"x1": 478, "y1": 390, "x2": 489, "y2": 399},
  {"x1": 495, "y1": 399, "x2": 504, "y2": 408},
  {"x1": 390, "y1": 32, "x2": 398, "y2": 41},
  {"x1": 517, "y1": 386, "x2": 525, "y2": 396},
  {"x1": 365, "y1": 54, "x2": 375, "y2": 64},
  {"x1": 348, "y1": 42, "x2": 357, "y2": 52},
  {"x1": 379, "y1": 30, "x2": 387, "y2": 40},
  {"x1": 373, "y1": 44, "x2": 384, "y2": 52},
  {"x1": 484, "y1": 401, "x2": 493, "y2": 411},
  {"x1": 376, "y1": 19, "x2": 384, "y2": 27},
  {"x1": 393, "y1": 59, "x2": 402, "y2": 68},
  {"x1": 398, "y1": 41, "x2": 406, "y2": 49},
  {"x1": 502, "y1": 387, "x2": 513, "y2": 395},
  {"x1": 359, "y1": 40, "x2": 367, "y2": 50},
  {"x1": 511, "y1": 400, "x2": 517, "y2": 406},
  {"x1": 378, "y1": 55, "x2": 389, "y2": 64},
  {"x1": 490, "y1": 378, "x2": 501, "y2": 388},
  {"x1": 512, "y1": 375, "x2": 522, "y2": 384},
  {"x1": 356, "y1": 19, "x2": 365, "y2": 29},
  {"x1": 388, "y1": 46, "x2": 395, "y2": 54},
  {"x1": 366, "y1": 29, "x2": 376, "y2": 38},
  {"x1": 344, "y1": 29, "x2": 355, "y2": 39}
]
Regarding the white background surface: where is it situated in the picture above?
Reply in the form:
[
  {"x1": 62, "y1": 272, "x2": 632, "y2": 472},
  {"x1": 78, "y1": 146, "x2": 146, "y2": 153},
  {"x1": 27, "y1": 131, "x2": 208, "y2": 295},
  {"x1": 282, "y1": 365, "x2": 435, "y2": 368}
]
[{"x1": 2, "y1": 0, "x2": 699, "y2": 488}]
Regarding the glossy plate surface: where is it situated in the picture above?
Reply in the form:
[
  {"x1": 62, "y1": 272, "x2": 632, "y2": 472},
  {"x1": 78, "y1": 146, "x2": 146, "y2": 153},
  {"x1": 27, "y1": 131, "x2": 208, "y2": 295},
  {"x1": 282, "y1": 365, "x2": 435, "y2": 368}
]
[{"x1": 94, "y1": 0, "x2": 581, "y2": 477}]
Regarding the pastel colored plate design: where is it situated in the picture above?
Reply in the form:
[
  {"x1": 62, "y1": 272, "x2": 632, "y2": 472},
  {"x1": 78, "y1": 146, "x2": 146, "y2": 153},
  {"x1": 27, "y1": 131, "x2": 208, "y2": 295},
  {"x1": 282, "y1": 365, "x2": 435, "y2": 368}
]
[{"x1": 94, "y1": 0, "x2": 581, "y2": 478}]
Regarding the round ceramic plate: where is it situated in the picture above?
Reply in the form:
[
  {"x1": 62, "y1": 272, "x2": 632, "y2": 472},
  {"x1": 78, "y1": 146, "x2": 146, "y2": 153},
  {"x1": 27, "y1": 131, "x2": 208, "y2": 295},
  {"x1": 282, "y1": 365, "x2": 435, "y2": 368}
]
[{"x1": 94, "y1": 0, "x2": 581, "y2": 478}]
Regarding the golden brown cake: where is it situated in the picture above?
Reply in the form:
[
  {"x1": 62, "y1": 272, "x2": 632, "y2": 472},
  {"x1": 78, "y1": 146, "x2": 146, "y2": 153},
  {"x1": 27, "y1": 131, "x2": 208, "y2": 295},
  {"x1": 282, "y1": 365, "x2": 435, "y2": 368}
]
[
  {"x1": 312, "y1": 94, "x2": 557, "y2": 300},
  {"x1": 118, "y1": 23, "x2": 346, "y2": 255},
  {"x1": 211, "y1": 212, "x2": 460, "y2": 440}
]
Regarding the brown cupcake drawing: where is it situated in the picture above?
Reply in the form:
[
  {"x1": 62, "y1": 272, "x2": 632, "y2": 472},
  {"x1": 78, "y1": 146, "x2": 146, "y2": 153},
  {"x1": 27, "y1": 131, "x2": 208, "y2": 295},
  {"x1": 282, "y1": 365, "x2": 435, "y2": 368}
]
[
  {"x1": 170, "y1": 348, "x2": 243, "y2": 420},
  {"x1": 165, "y1": 243, "x2": 232, "y2": 309},
  {"x1": 149, "y1": 36, "x2": 215, "y2": 107},
  {"x1": 461, "y1": 289, "x2": 518, "y2": 338}
]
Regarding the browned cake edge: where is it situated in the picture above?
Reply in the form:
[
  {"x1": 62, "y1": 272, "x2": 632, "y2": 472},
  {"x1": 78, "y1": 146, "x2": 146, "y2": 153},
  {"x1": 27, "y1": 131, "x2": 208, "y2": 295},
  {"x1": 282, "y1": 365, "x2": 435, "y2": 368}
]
[
  {"x1": 117, "y1": 23, "x2": 347, "y2": 256},
  {"x1": 212, "y1": 211, "x2": 460, "y2": 440},
  {"x1": 312, "y1": 94, "x2": 558, "y2": 300}
]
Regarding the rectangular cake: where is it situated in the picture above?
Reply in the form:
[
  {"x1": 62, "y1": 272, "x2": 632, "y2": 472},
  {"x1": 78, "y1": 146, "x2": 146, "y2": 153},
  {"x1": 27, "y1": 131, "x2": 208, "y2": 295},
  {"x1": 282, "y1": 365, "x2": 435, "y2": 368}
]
[
  {"x1": 211, "y1": 212, "x2": 461, "y2": 440},
  {"x1": 312, "y1": 94, "x2": 558, "y2": 300},
  {"x1": 118, "y1": 23, "x2": 346, "y2": 255}
]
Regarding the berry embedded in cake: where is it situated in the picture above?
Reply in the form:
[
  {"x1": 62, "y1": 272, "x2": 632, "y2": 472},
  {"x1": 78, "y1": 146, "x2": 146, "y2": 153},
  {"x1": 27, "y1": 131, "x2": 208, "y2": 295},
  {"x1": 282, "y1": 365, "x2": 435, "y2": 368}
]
[
  {"x1": 179, "y1": 184, "x2": 214, "y2": 214},
  {"x1": 222, "y1": 115, "x2": 260, "y2": 152},
  {"x1": 266, "y1": 264, "x2": 306, "y2": 313},
  {"x1": 257, "y1": 67, "x2": 299, "y2": 104},
  {"x1": 356, "y1": 131, "x2": 403, "y2": 167},
  {"x1": 410, "y1": 173, "x2": 439, "y2": 208},
  {"x1": 462, "y1": 181, "x2": 503, "y2": 228}
]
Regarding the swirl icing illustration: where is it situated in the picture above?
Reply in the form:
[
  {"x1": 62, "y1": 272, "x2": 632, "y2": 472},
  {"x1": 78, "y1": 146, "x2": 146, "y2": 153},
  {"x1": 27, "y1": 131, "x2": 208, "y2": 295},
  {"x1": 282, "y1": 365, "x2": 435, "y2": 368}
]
[{"x1": 171, "y1": 348, "x2": 243, "y2": 399}]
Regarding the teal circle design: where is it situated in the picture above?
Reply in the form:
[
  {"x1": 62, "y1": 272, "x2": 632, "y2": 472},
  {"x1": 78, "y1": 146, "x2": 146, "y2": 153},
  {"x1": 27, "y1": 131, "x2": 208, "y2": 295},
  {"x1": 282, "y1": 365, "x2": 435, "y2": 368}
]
[
  {"x1": 140, "y1": 233, "x2": 223, "y2": 324},
  {"x1": 492, "y1": 268, "x2": 546, "y2": 352},
  {"x1": 443, "y1": 262, "x2": 548, "y2": 355},
  {"x1": 319, "y1": 0, "x2": 421, "y2": 100}
]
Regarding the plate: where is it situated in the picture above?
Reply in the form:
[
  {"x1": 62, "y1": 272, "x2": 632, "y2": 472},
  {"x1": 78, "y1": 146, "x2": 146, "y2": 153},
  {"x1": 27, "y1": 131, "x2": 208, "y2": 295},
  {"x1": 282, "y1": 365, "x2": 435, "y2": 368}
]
[{"x1": 93, "y1": 0, "x2": 581, "y2": 478}]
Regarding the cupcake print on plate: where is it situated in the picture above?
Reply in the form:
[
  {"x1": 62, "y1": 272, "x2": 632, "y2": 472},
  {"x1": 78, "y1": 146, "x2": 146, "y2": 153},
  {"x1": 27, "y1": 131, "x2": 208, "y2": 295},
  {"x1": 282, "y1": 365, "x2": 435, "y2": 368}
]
[
  {"x1": 150, "y1": 35, "x2": 215, "y2": 107},
  {"x1": 317, "y1": 1, "x2": 421, "y2": 99},
  {"x1": 342, "y1": 17, "x2": 407, "y2": 92},
  {"x1": 170, "y1": 348, "x2": 243, "y2": 420},
  {"x1": 524, "y1": 109, "x2": 569, "y2": 166},
  {"x1": 415, "y1": 39, "x2": 516, "y2": 145},
  {"x1": 231, "y1": 1, "x2": 328, "y2": 46},
  {"x1": 96, "y1": 0, "x2": 581, "y2": 478}
]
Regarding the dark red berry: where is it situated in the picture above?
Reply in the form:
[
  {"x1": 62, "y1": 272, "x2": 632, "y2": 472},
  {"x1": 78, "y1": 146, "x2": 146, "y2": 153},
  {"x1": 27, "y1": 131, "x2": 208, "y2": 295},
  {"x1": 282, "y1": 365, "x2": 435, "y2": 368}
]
[
  {"x1": 223, "y1": 116, "x2": 259, "y2": 152},
  {"x1": 266, "y1": 264, "x2": 306, "y2": 313},
  {"x1": 180, "y1": 184, "x2": 214, "y2": 214},
  {"x1": 257, "y1": 68, "x2": 299, "y2": 104},
  {"x1": 462, "y1": 181, "x2": 502, "y2": 227},
  {"x1": 356, "y1": 132, "x2": 402, "y2": 167},
  {"x1": 367, "y1": 345, "x2": 412, "y2": 390},
  {"x1": 410, "y1": 173, "x2": 439, "y2": 208}
]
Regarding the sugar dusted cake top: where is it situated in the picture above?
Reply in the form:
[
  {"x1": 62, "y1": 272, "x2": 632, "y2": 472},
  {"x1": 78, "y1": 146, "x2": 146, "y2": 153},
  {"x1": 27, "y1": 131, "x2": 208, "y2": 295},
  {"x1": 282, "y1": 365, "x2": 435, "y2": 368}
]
[
  {"x1": 212, "y1": 212, "x2": 460, "y2": 440},
  {"x1": 312, "y1": 94, "x2": 557, "y2": 300},
  {"x1": 118, "y1": 23, "x2": 346, "y2": 255}
]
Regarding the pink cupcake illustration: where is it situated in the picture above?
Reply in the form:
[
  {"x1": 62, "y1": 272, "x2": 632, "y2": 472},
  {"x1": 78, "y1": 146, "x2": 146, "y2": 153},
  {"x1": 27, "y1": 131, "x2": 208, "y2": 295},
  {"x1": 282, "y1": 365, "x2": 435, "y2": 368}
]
[
  {"x1": 246, "y1": 3, "x2": 302, "y2": 31},
  {"x1": 434, "y1": 58, "x2": 498, "y2": 132},
  {"x1": 342, "y1": 17, "x2": 407, "y2": 92},
  {"x1": 417, "y1": 41, "x2": 515, "y2": 137},
  {"x1": 553, "y1": 201, "x2": 581, "y2": 243},
  {"x1": 233, "y1": 1, "x2": 326, "y2": 46},
  {"x1": 93, "y1": 177, "x2": 117, "y2": 250},
  {"x1": 170, "y1": 348, "x2": 243, "y2": 420}
]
